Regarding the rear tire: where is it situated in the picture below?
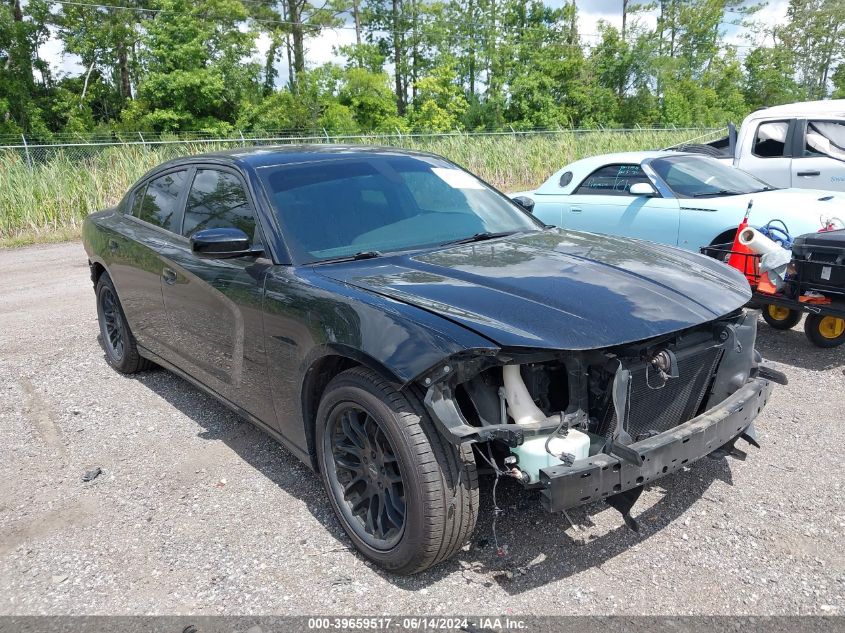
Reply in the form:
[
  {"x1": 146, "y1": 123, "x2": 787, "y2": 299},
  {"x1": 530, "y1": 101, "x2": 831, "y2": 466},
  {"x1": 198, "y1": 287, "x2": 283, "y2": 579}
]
[
  {"x1": 804, "y1": 314, "x2": 845, "y2": 348},
  {"x1": 761, "y1": 304, "x2": 802, "y2": 330},
  {"x1": 96, "y1": 272, "x2": 152, "y2": 373},
  {"x1": 316, "y1": 367, "x2": 478, "y2": 574}
]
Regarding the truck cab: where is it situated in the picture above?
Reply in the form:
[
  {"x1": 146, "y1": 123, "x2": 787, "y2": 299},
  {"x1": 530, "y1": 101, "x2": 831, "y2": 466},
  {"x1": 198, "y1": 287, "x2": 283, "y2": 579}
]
[{"x1": 731, "y1": 100, "x2": 845, "y2": 192}]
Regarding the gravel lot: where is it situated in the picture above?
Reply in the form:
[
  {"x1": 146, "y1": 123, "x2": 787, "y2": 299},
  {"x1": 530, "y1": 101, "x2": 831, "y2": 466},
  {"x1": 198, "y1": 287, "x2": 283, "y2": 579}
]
[{"x1": 1, "y1": 241, "x2": 843, "y2": 616}]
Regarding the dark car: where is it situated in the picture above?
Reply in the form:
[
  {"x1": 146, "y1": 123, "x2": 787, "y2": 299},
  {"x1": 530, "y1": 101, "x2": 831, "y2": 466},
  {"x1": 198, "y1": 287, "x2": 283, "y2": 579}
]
[{"x1": 82, "y1": 146, "x2": 784, "y2": 574}]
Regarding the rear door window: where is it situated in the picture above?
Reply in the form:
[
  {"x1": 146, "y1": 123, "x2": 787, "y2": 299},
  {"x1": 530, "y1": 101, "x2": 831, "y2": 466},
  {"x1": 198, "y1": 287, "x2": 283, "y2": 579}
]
[
  {"x1": 182, "y1": 169, "x2": 256, "y2": 239},
  {"x1": 753, "y1": 121, "x2": 789, "y2": 157},
  {"x1": 574, "y1": 164, "x2": 650, "y2": 196},
  {"x1": 138, "y1": 170, "x2": 188, "y2": 232}
]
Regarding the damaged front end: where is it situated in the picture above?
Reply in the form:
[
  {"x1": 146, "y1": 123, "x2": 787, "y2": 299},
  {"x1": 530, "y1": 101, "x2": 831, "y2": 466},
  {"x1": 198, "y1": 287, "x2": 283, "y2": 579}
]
[{"x1": 420, "y1": 309, "x2": 786, "y2": 528}]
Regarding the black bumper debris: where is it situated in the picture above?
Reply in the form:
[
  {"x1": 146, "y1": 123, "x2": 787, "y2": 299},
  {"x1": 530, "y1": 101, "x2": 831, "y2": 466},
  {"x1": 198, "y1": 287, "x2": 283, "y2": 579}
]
[{"x1": 539, "y1": 375, "x2": 775, "y2": 512}]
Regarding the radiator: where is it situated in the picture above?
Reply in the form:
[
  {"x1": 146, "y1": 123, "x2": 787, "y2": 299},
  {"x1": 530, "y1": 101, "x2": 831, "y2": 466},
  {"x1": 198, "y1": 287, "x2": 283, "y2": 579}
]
[{"x1": 598, "y1": 346, "x2": 724, "y2": 442}]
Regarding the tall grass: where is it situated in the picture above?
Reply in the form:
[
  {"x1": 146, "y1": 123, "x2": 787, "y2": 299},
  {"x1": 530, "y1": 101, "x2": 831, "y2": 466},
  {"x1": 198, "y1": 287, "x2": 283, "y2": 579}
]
[{"x1": 0, "y1": 128, "x2": 716, "y2": 247}]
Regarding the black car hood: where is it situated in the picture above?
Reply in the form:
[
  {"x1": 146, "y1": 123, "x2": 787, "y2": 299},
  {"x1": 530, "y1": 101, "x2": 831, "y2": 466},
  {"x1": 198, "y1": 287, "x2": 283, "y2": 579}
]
[{"x1": 317, "y1": 230, "x2": 751, "y2": 350}]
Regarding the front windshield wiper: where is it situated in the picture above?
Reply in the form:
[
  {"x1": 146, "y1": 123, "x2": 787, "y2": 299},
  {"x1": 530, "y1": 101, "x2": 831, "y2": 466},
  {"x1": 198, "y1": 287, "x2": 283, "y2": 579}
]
[
  {"x1": 441, "y1": 231, "x2": 517, "y2": 246},
  {"x1": 692, "y1": 189, "x2": 744, "y2": 198},
  {"x1": 312, "y1": 250, "x2": 382, "y2": 265}
]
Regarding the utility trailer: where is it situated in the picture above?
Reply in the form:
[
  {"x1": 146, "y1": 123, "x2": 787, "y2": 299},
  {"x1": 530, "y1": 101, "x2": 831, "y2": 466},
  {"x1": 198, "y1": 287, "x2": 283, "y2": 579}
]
[{"x1": 701, "y1": 241, "x2": 845, "y2": 348}]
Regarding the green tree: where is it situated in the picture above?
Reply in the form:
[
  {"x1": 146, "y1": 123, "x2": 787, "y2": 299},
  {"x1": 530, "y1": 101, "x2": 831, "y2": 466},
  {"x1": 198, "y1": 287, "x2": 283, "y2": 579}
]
[
  {"x1": 408, "y1": 61, "x2": 468, "y2": 131},
  {"x1": 744, "y1": 46, "x2": 806, "y2": 108},
  {"x1": 832, "y1": 63, "x2": 845, "y2": 98},
  {"x1": 0, "y1": 0, "x2": 52, "y2": 136},
  {"x1": 337, "y1": 67, "x2": 399, "y2": 130},
  {"x1": 779, "y1": 0, "x2": 845, "y2": 99},
  {"x1": 125, "y1": 0, "x2": 259, "y2": 132}
]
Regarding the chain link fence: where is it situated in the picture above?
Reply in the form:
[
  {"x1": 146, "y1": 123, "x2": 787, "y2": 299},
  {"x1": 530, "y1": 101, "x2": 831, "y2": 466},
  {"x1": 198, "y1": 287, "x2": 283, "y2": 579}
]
[
  {"x1": 0, "y1": 127, "x2": 724, "y2": 167},
  {"x1": 0, "y1": 126, "x2": 725, "y2": 245}
]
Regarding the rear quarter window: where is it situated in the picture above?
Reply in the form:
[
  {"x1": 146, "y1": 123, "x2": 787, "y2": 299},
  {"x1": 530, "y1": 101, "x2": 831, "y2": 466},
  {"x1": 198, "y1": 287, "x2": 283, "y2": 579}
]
[
  {"x1": 137, "y1": 170, "x2": 188, "y2": 232},
  {"x1": 130, "y1": 184, "x2": 146, "y2": 217}
]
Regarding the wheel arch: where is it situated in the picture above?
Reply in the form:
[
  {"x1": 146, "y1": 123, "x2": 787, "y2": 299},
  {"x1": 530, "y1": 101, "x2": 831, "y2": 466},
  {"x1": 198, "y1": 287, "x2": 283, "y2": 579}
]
[
  {"x1": 300, "y1": 346, "x2": 406, "y2": 469},
  {"x1": 89, "y1": 259, "x2": 107, "y2": 285},
  {"x1": 710, "y1": 227, "x2": 738, "y2": 246}
]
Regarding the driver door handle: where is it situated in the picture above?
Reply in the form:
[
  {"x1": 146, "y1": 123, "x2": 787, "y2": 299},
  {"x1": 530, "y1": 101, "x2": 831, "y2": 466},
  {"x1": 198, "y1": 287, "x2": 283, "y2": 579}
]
[
  {"x1": 162, "y1": 268, "x2": 177, "y2": 285},
  {"x1": 570, "y1": 207, "x2": 582, "y2": 213},
  {"x1": 797, "y1": 170, "x2": 821, "y2": 177}
]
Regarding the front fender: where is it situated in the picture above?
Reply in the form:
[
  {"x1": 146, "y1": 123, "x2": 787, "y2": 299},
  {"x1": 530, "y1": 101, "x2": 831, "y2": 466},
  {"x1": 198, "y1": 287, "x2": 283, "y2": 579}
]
[{"x1": 262, "y1": 268, "x2": 499, "y2": 459}]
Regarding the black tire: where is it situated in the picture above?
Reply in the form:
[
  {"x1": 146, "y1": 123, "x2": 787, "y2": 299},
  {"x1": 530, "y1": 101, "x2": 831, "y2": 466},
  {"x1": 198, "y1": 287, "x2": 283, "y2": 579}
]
[
  {"x1": 803, "y1": 314, "x2": 845, "y2": 348},
  {"x1": 316, "y1": 367, "x2": 478, "y2": 574},
  {"x1": 761, "y1": 304, "x2": 802, "y2": 330},
  {"x1": 95, "y1": 272, "x2": 152, "y2": 373}
]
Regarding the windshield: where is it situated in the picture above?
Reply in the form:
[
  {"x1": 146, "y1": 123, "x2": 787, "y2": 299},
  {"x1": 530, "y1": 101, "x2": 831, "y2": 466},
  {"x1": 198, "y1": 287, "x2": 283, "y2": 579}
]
[
  {"x1": 650, "y1": 155, "x2": 774, "y2": 198},
  {"x1": 258, "y1": 153, "x2": 541, "y2": 263}
]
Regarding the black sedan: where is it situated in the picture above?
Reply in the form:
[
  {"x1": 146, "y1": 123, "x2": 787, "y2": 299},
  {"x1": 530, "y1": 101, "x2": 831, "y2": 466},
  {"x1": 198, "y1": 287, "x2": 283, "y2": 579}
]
[{"x1": 83, "y1": 146, "x2": 783, "y2": 574}]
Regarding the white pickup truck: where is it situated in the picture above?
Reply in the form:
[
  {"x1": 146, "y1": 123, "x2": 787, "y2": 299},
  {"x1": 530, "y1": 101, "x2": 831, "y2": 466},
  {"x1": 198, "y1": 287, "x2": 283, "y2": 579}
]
[{"x1": 686, "y1": 99, "x2": 845, "y2": 192}]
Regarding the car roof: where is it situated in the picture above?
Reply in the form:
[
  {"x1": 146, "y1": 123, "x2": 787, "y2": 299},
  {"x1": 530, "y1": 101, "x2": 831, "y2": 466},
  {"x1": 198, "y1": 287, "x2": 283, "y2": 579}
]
[
  {"x1": 743, "y1": 99, "x2": 845, "y2": 121},
  {"x1": 157, "y1": 144, "x2": 439, "y2": 170},
  {"x1": 563, "y1": 150, "x2": 679, "y2": 171},
  {"x1": 533, "y1": 150, "x2": 689, "y2": 194}
]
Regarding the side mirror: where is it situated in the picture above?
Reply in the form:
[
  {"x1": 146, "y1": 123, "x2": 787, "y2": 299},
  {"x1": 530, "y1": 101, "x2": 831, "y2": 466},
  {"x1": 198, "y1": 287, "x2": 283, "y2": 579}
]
[
  {"x1": 190, "y1": 227, "x2": 260, "y2": 259},
  {"x1": 512, "y1": 195, "x2": 536, "y2": 214},
  {"x1": 629, "y1": 182, "x2": 656, "y2": 197}
]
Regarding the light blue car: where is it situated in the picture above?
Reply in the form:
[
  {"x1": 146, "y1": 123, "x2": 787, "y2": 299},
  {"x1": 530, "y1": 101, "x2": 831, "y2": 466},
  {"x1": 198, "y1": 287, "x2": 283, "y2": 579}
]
[{"x1": 511, "y1": 151, "x2": 842, "y2": 250}]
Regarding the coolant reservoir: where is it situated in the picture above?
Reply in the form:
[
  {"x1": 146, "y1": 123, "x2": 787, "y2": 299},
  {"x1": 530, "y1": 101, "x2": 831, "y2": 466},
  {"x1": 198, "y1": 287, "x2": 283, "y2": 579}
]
[{"x1": 511, "y1": 429, "x2": 590, "y2": 484}]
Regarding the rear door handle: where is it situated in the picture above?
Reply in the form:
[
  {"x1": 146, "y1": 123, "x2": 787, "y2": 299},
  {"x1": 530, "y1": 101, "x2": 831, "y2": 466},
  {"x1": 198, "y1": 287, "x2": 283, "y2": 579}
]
[
  {"x1": 797, "y1": 170, "x2": 821, "y2": 177},
  {"x1": 162, "y1": 268, "x2": 177, "y2": 285}
]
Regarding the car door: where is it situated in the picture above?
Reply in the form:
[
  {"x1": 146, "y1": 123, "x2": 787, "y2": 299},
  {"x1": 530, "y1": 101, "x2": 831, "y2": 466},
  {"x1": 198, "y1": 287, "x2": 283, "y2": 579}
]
[
  {"x1": 562, "y1": 163, "x2": 681, "y2": 245},
  {"x1": 790, "y1": 119, "x2": 845, "y2": 192},
  {"x1": 158, "y1": 165, "x2": 275, "y2": 422},
  {"x1": 735, "y1": 119, "x2": 795, "y2": 188},
  {"x1": 110, "y1": 168, "x2": 190, "y2": 360}
]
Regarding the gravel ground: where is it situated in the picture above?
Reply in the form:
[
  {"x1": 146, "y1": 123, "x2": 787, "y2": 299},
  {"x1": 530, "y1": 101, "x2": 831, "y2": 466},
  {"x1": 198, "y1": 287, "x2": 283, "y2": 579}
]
[{"x1": 0, "y1": 241, "x2": 843, "y2": 616}]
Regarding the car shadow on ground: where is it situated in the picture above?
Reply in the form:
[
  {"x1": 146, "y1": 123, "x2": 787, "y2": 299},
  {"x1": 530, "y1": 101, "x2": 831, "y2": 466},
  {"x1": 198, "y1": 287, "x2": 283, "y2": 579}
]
[
  {"x1": 116, "y1": 343, "x2": 740, "y2": 595},
  {"x1": 438, "y1": 457, "x2": 734, "y2": 594},
  {"x1": 754, "y1": 316, "x2": 844, "y2": 372}
]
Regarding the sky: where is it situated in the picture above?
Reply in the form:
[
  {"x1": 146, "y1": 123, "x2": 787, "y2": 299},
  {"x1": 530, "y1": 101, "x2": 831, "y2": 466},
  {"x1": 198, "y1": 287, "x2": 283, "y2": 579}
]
[{"x1": 40, "y1": 0, "x2": 790, "y2": 84}]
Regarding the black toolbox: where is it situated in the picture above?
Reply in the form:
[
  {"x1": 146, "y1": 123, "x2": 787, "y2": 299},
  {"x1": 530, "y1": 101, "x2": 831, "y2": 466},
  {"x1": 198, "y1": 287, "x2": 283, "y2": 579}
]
[{"x1": 791, "y1": 229, "x2": 845, "y2": 296}]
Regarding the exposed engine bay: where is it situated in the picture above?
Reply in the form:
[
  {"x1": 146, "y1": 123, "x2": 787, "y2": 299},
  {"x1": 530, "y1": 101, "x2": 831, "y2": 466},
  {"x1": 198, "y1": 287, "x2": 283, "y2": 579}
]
[{"x1": 420, "y1": 309, "x2": 786, "y2": 528}]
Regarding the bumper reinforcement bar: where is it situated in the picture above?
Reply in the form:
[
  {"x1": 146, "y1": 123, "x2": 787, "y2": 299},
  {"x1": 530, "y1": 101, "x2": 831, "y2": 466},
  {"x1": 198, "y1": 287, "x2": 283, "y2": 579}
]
[{"x1": 539, "y1": 375, "x2": 775, "y2": 512}]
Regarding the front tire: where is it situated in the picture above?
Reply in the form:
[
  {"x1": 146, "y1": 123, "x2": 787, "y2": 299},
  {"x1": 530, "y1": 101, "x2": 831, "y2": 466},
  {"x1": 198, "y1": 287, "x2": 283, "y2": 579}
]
[
  {"x1": 96, "y1": 272, "x2": 151, "y2": 373},
  {"x1": 316, "y1": 367, "x2": 478, "y2": 574},
  {"x1": 761, "y1": 304, "x2": 802, "y2": 330},
  {"x1": 804, "y1": 314, "x2": 845, "y2": 348}
]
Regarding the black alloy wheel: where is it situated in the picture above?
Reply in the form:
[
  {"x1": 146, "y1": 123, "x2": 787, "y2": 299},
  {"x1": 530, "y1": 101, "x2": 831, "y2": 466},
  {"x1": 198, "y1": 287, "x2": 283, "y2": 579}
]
[
  {"x1": 326, "y1": 405, "x2": 406, "y2": 548},
  {"x1": 315, "y1": 367, "x2": 479, "y2": 574},
  {"x1": 95, "y1": 272, "x2": 151, "y2": 374},
  {"x1": 99, "y1": 285, "x2": 125, "y2": 362}
]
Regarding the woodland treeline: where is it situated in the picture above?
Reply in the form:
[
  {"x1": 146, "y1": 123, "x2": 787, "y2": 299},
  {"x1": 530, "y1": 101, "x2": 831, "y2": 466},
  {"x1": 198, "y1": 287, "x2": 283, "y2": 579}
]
[{"x1": 1, "y1": 0, "x2": 844, "y2": 138}]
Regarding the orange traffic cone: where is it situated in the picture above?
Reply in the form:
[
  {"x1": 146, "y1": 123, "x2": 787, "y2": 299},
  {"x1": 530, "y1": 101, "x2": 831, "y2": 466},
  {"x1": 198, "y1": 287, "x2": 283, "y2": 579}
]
[{"x1": 727, "y1": 200, "x2": 759, "y2": 287}]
